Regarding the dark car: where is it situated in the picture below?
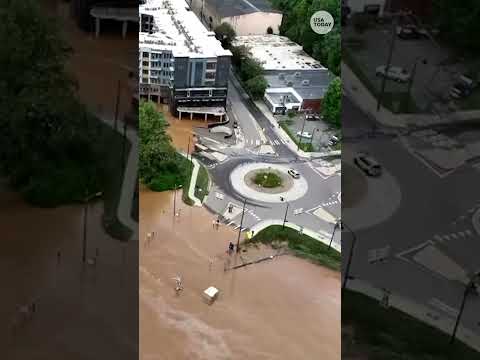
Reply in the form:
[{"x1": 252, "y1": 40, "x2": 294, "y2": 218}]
[
  {"x1": 354, "y1": 152, "x2": 382, "y2": 177},
  {"x1": 232, "y1": 121, "x2": 238, "y2": 128},
  {"x1": 306, "y1": 114, "x2": 321, "y2": 121}
]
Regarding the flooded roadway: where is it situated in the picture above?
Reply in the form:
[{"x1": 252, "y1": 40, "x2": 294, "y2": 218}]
[{"x1": 140, "y1": 187, "x2": 341, "y2": 360}]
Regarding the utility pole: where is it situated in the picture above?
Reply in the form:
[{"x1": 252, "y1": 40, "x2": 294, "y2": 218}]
[
  {"x1": 407, "y1": 58, "x2": 426, "y2": 112},
  {"x1": 122, "y1": 120, "x2": 127, "y2": 172},
  {"x1": 282, "y1": 202, "x2": 289, "y2": 229},
  {"x1": 450, "y1": 277, "x2": 478, "y2": 345},
  {"x1": 328, "y1": 220, "x2": 340, "y2": 250},
  {"x1": 173, "y1": 184, "x2": 177, "y2": 217},
  {"x1": 377, "y1": 18, "x2": 397, "y2": 111},
  {"x1": 187, "y1": 136, "x2": 191, "y2": 161},
  {"x1": 298, "y1": 113, "x2": 308, "y2": 151},
  {"x1": 342, "y1": 222, "x2": 357, "y2": 292},
  {"x1": 82, "y1": 188, "x2": 88, "y2": 264},
  {"x1": 236, "y1": 198, "x2": 247, "y2": 253},
  {"x1": 114, "y1": 79, "x2": 121, "y2": 131}
]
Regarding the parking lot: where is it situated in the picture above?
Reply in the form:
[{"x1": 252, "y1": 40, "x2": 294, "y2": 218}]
[
  {"x1": 277, "y1": 113, "x2": 339, "y2": 152},
  {"x1": 343, "y1": 20, "x2": 467, "y2": 112}
]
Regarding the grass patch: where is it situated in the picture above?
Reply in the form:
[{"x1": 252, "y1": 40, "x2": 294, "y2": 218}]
[
  {"x1": 194, "y1": 164, "x2": 209, "y2": 202},
  {"x1": 247, "y1": 225, "x2": 340, "y2": 271},
  {"x1": 456, "y1": 89, "x2": 480, "y2": 110},
  {"x1": 253, "y1": 171, "x2": 282, "y2": 188},
  {"x1": 278, "y1": 121, "x2": 314, "y2": 152},
  {"x1": 343, "y1": 289, "x2": 480, "y2": 359}
]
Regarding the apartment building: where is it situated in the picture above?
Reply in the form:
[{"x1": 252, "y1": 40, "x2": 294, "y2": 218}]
[{"x1": 139, "y1": 0, "x2": 232, "y2": 118}]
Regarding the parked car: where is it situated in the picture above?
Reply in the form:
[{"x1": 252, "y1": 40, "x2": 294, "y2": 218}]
[
  {"x1": 449, "y1": 74, "x2": 477, "y2": 99},
  {"x1": 328, "y1": 135, "x2": 340, "y2": 146},
  {"x1": 288, "y1": 169, "x2": 301, "y2": 179},
  {"x1": 354, "y1": 152, "x2": 382, "y2": 177},
  {"x1": 375, "y1": 65, "x2": 411, "y2": 83},
  {"x1": 306, "y1": 114, "x2": 321, "y2": 121},
  {"x1": 232, "y1": 120, "x2": 238, "y2": 128},
  {"x1": 296, "y1": 131, "x2": 313, "y2": 139},
  {"x1": 397, "y1": 25, "x2": 428, "y2": 40}
]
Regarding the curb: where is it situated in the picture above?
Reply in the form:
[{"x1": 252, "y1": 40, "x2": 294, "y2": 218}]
[{"x1": 249, "y1": 220, "x2": 341, "y2": 253}]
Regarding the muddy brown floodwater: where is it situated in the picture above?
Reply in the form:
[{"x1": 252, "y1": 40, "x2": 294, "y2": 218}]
[
  {"x1": 140, "y1": 187, "x2": 341, "y2": 360},
  {"x1": 159, "y1": 104, "x2": 207, "y2": 154}
]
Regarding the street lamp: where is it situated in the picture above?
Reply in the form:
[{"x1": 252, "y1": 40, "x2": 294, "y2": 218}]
[
  {"x1": 82, "y1": 189, "x2": 103, "y2": 264},
  {"x1": 377, "y1": 17, "x2": 398, "y2": 111},
  {"x1": 236, "y1": 198, "x2": 247, "y2": 253},
  {"x1": 309, "y1": 128, "x2": 320, "y2": 149},
  {"x1": 407, "y1": 57, "x2": 428, "y2": 111},
  {"x1": 281, "y1": 196, "x2": 289, "y2": 229},
  {"x1": 297, "y1": 111, "x2": 309, "y2": 151},
  {"x1": 328, "y1": 219, "x2": 341, "y2": 251},
  {"x1": 341, "y1": 221, "x2": 357, "y2": 292},
  {"x1": 450, "y1": 273, "x2": 480, "y2": 345},
  {"x1": 173, "y1": 184, "x2": 183, "y2": 217}
]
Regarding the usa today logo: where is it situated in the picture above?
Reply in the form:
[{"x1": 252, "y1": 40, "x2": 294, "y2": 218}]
[{"x1": 310, "y1": 11, "x2": 334, "y2": 35}]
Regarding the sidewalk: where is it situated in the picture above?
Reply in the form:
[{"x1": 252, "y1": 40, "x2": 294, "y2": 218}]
[
  {"x1": 249, "y1": 219, "x2": 341, "y2": 253},
  {"x1": 95, "y1": 111, "x2": 139, "y2": 241},
  {"x1": 342, "y1": 62, "x2": 480, "y2": 129},
  {"x1": 178, "y1": 151, "x2": 203, "y2": 207},
  {"x1": 347, "y1": 278, "x2": 480, "y2": 353}
]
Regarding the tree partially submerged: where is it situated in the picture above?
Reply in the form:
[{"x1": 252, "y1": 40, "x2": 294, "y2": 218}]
[{"x1": 0, "y1": 0, "x2": 103, "y2": 206}]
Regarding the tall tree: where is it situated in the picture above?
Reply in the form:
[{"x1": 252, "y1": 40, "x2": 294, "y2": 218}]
[
  {"x1": 0, "y1": 0, "x2": 102, "y2": 206},
  {"x1": 214, "y1": 22, "x2": 236, "y2": 49},
  {"x1": 322, "y1": 77, "x2": 341, "y2": 127}
]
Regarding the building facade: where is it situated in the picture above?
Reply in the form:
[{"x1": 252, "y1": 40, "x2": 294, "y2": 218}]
[{"x1": 139, "y1": 0, "x2": 231, "y2": 117}]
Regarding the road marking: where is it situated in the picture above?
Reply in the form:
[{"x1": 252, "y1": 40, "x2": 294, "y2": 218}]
[{"x1": 256, "y1": 139, "x2": 260, "y2": 146}]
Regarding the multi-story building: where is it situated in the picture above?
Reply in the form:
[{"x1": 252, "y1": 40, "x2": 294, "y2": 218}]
[{"x1": 139, "y1": 0, "x2": 232, "y2": 118}]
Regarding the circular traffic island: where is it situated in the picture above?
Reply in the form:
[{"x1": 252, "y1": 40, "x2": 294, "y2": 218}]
[
  {"x1": 253, "y1": 171, "x2": 283, "y2": 188},
  {"x1": 245, "y1": 168, "x2": 293, "y2": 194},
  {"x1": 230, "y1": 163, "x2": 308, "y2": 203}
]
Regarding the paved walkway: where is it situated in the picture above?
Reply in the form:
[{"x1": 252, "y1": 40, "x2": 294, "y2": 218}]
[
  {"x1": 342, "y1": 63, "x2": 480, "y2": 129},
  {"x1": 178, "y1": 151, "x2": 203, "y2": 207},
  {"x1": 95, "y1": 112, "x2": 138, "y2": 241}
]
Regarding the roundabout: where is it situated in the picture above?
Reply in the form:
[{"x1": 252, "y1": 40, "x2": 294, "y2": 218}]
[{"x1": 229, "y1": 163, "x2": 309, "y2": 203}]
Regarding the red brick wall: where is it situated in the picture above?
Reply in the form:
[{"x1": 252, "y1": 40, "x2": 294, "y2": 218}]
[{"x1": 302, "y1": 99, "x2": 322, "y2": 113}]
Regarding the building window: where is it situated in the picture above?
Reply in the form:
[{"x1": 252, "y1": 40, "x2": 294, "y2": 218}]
[
  {"x1": 142, "y1": 52, "x2": 149, "y2": 58},
  {"x1": 206, "y1": 62, "x2": 216, "y2": 70},
  {"x1": 142, "y1": 61, "x2": 148, "y2": 66},
  {"x1": 205, "y1": 72, "x2": 215, "y2": 80},
  {"x1": 142, "y1": 70, "x2": 148, "y2": 75}
]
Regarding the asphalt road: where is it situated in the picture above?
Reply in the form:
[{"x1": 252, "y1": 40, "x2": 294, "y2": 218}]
[{"x1": 342, "y1": 96, "x2": 480, "y2": 341}]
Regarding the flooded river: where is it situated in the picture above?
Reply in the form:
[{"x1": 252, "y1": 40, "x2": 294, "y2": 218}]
[{"x1": 140, "y1": 187, "x2": 341, "y2": 360}]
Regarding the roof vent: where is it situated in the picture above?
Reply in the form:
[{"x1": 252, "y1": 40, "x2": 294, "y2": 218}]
[
  {"x1": 287, "y1": 81, "x2": 293, "y2": 86},
  {"x1": 302, "y1": 79, "x2": 310, "y2": 86},
  {"x1": 294, "y1": 72, "x2": 301, "y2": 78},
  {"x1": 278, "y1": 73, "x2": 285, "y2": 80}
]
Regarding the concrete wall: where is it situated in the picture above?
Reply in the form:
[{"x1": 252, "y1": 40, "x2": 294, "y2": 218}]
[{"x1": 222, "y1": 12, "x2": 283, "y2": 36}]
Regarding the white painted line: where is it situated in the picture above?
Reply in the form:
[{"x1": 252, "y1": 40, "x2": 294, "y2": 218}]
[{"x1": 433, "y1": 235, "x2": 443, "y2": 243}]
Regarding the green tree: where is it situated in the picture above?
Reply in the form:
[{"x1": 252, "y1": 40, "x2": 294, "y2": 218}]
[
  {"x1": 322, "y1": 77, "x2": 341, "y2": 127},
  {"x1": 139, "y1": 101, "x2": 189, "y2": 191},
  {"x1": 240, "y1": 57, "x2": 264, "y2": 82},
  {"x1": 230, "y1": 45, "x2": 248, "y2": 68},
  {"x1": 214, "y1": 22, "x2": 236, "y2": 49},
  {"x1": 0, "y1": 0, "x2": 102, "y2": 206},
  {"x1": 433, "y1": 0, "x2": 480, "y2": 53},
  {"x1": 245, "y1": 75, "x2": 268, "y2": 100}
]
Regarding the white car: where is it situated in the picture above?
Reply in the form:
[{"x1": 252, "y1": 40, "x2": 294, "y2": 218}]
[
  {"x1": 287, "y1": 169, "x2": 301, "y2": 179},
  {"x1": 296, "y1": 131, "x2": 313, "y2": 139},
  {"x1": 375, "y1": 65, "x2": 411, "y2": 83}
]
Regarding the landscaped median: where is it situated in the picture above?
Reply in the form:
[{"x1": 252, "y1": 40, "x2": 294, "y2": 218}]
[{"x1": 246, "y1": 225, "x2": 340, "y2": 271}]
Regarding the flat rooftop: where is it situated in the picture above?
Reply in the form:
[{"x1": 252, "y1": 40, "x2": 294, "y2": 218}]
[
  {"x1": 232, "y1": 35, "x2": 326, "y2": 71},
  {"x1": 139, "y1": 0, "x2": 231, "y2": 58},
  {"x1": 265, "y1": 70, "x2": 333, "y2": 100}
]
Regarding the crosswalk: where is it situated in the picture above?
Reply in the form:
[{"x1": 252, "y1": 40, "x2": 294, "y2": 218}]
[{"x1": 243, "y1": 138, "x2": 286, "y2": 147}]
